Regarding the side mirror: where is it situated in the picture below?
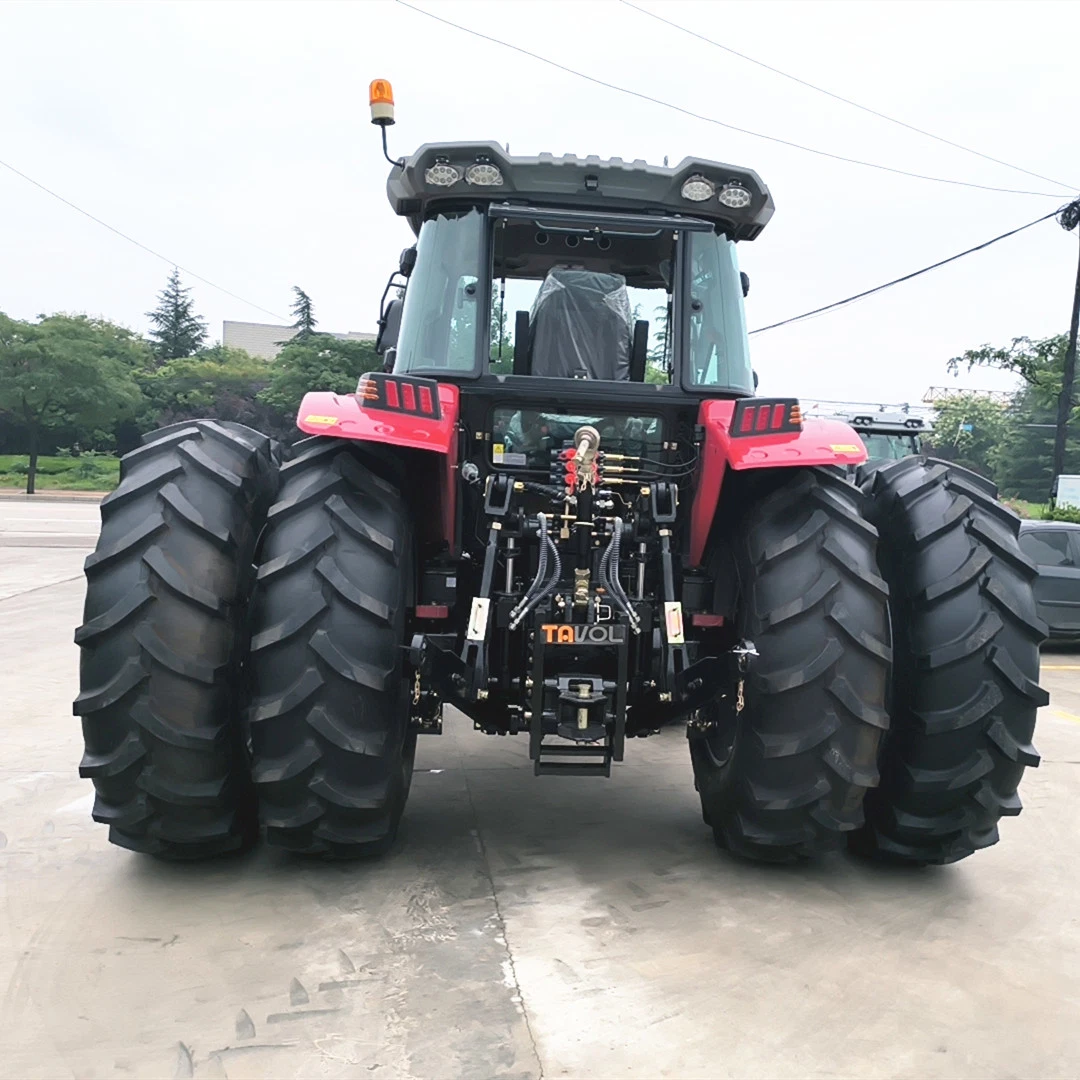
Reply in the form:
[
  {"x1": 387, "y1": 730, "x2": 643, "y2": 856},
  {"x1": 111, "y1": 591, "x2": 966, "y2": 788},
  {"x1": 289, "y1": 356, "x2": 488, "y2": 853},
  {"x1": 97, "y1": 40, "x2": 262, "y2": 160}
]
[
  {"x1": 399, "y1": 246, "x2": 417, "y2": 278},
  {"x1": 382, "y1": 347, "x2": 397, "y2": 374},
  {"x1": 740, "y1": 272, "x2": 750, "y2": 298},
  {"x1": 375, "y1": 297, "x2": 403, "y2": 356},
  {"x1": 753, "y1": 370, "x2": 759, "y2": 390}
]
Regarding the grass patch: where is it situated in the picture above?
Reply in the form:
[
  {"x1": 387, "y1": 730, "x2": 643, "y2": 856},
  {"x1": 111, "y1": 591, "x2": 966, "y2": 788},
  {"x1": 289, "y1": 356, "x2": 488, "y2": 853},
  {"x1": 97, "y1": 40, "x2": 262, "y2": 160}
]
[
  {"x1": 0, "y1": 454, "x2": 120, "y2": 491},
  {"x1": 1001, "y1": 498, "x2": 1044, "y2": 519}
]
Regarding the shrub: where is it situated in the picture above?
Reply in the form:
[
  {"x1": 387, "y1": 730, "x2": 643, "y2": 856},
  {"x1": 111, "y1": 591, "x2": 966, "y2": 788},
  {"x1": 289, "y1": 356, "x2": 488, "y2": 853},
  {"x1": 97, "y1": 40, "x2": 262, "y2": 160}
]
[{"x1": 1043, "y1": 504, "x2": 1080, "y2": 524}]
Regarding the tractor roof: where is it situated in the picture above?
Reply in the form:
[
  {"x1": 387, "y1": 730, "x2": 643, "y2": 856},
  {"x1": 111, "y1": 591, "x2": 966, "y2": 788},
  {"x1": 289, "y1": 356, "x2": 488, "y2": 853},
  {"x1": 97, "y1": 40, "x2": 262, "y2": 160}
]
[{"x1": 386, "y1": 142, "x2": 774, "y2": 240}]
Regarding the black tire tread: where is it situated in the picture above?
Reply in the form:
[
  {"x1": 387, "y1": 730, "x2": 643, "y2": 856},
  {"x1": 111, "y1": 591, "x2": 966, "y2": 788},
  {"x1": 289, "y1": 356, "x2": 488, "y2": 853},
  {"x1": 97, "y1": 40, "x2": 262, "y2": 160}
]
[
  {"x1": 691, "y1": 468, "x2": 891, "y2": 862},
  {"x1": 247, "y1": 437, "x2": 413, "y2": 858},
  {"x1": 852, "y1": 457, "x2": 1046, "y2": 865},
  {"x1": 74, "y1": 421, "x2": 275, "y2": 858}
]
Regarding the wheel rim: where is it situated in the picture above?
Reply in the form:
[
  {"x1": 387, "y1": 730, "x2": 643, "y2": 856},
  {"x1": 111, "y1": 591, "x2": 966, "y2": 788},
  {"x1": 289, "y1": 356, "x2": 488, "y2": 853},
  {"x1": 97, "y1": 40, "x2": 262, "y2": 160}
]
[{"x1": 698, "y1": 700, "x2": 739, "y2": 769}]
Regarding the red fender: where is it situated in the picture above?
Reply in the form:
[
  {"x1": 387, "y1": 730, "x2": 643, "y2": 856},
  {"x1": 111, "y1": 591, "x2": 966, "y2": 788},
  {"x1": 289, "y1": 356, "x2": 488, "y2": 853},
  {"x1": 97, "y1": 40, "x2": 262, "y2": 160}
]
[
  {"x1": 688, "y1": 399, "x2": 867, "y2": 567},
  {"x1": 296, "y1": 381, "x2": 460, "y2": 550}
]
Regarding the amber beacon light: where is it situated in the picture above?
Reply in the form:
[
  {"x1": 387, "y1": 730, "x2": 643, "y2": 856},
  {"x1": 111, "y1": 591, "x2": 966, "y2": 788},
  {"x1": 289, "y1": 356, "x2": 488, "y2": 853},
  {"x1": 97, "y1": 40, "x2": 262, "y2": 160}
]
[{"x1": 369, "y1": 79, "x2": 395, "y2": 126}]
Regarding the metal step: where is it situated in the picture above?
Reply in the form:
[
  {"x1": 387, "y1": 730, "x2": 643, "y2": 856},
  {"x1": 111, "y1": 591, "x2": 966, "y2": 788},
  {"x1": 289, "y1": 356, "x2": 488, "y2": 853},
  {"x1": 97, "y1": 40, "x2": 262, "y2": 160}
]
[{"x1": 533, "y1": 740, "x2": 612, "y2": 777}]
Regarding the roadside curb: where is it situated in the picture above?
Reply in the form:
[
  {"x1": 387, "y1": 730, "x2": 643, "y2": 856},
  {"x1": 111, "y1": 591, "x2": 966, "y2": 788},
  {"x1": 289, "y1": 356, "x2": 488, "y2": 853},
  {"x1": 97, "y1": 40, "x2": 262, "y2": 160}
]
[{"x1": 0, "y1": 490, "x2": 106, "y2": 503}]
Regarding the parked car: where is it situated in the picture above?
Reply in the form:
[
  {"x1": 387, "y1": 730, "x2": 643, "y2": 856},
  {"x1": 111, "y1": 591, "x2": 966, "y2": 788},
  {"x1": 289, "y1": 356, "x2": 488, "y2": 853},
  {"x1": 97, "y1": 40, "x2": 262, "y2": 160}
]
[{"x1": 1018, "y1": 520, "x2": 1080, "y2": 642}]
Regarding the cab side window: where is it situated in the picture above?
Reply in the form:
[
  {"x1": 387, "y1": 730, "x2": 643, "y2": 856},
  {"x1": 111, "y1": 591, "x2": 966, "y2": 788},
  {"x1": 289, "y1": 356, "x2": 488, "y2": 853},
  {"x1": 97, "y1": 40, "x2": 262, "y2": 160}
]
[{"x1": 1019, "y1": 530, "x2": 1074, "y2": 567}]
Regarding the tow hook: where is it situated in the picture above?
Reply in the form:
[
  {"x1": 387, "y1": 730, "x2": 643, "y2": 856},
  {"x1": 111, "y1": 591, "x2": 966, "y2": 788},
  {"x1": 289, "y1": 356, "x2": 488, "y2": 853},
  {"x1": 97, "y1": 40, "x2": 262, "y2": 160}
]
[
  {"x1": 731, "y1": 640, "x2": 756, "y2": 714},
  {"x1": 687, "y1": 640, "x2": 758, "y2": 735}
]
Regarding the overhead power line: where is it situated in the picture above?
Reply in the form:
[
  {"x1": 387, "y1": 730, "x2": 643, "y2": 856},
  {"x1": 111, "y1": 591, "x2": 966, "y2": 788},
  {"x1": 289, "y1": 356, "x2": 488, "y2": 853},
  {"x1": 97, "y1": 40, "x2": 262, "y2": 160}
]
[
  {"x1": 749, "y1": 207, "x2": 1062, "y2": 335},
  {"x1": 395, "y1": 1, "x2": 1066, "y2": 198},
  {"x1": 0, "y1": 158, "x2": 287, "y2": 322},
  {"x1": 619, "y1": 0, "x2": 1077, "y2": 194}
]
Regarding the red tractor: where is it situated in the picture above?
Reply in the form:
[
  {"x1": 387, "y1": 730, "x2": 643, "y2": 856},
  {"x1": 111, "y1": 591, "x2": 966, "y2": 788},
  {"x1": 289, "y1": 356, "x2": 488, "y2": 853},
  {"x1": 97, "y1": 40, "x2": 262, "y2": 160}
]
[{"x1": 74, "y1": 83, "x2": 1045, "y2": 865}]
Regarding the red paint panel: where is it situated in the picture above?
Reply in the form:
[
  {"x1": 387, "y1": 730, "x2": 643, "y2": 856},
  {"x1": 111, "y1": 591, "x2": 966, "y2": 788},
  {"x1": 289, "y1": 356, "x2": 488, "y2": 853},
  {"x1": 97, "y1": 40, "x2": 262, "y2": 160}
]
[
  {"x1": 688, "y1": 399, "x2": 868, "y2": 566},
  {"x1": 297, "y1": 385, "x2": 458, "y2": 453},
  {"x1": 296, "y1": 382, "x2": 460, "y2": 550}
]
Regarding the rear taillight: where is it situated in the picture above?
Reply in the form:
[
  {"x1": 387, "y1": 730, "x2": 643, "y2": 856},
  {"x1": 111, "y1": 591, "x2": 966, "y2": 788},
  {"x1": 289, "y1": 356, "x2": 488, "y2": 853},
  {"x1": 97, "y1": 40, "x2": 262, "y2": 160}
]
[
  {"x1": 355, "y1": 373, "x2": 443, "y2": 420},
  {"x1": 730, "y1": 397, "x2": 802, "y2": 438}
]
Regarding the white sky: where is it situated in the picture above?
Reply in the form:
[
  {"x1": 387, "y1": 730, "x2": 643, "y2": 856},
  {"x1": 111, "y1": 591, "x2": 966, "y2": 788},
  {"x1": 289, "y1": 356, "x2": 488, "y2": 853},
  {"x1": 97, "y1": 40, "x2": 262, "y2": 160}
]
[{"x1": 2, "y1": 0, "x2": 1077, "y2": 406}]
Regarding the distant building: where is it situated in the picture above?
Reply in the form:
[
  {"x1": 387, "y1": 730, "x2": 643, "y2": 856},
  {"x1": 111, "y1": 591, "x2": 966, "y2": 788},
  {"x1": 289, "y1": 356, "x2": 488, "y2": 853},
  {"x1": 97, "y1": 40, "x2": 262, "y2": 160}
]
[{"x1": 223, "y1": 321, "x2": 376, "y2": 360}]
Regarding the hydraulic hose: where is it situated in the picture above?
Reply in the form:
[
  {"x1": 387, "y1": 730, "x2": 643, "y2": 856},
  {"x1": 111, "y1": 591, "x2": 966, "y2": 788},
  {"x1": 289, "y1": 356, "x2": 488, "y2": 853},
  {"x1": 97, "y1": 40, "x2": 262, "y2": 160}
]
[
  {"x1": 599, "y1": 519, "x2": 637, "y2": 628},
  {"x1": 607, "y1": 519, "x2": 640, "y2": 631},
  {"x1": 509, "y1": 513, "x2": 548, "y2": 628},
  {"x1": 510, "y1": 525, "x2": 562, "y2": 629}
]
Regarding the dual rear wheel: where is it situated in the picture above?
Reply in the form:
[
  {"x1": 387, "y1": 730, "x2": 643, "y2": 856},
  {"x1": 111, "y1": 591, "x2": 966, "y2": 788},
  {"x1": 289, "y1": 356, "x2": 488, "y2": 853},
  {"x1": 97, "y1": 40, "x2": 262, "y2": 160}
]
[
  {"x1": 75, "y1": 429, "x2": 413, "y2": 860},
  {"x1": 76, "y1": 429, "x2": 1042, "y2": 866},
  {"x1": 690, "y1": 460, "x2": 1045, "y2": 864}
]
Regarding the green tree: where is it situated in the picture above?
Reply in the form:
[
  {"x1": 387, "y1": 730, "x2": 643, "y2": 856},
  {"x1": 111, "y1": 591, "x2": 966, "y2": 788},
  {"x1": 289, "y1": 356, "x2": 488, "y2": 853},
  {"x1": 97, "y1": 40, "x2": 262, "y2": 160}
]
[
  {"x1": 948, "y1": 334, "x2": 1076, "y2": 500},
  {"x1": 138, "y1": 345, "x2": 286, "y2": 434},
  {"x1": 923, "y1": 393, "x2": 1012, "y2": 479},
  {"x1": 994, "y1": 389, "x2": 1077, "y2": 502},
  {"x1": 948, "y1": 334, "x2": 1067, "y2": 392},
  {"x1": 147, "y1": 268, "x2": 208, "y2": 361},
  {"x1": 290, "y1": 287, "x2": 317, "y2": 340},
  {"x1": 645, "y1": 302, "x2": 671, "y2": 383},
  {"x1": 489, "y1": 292, "x2": 515, "y2": 374},
  {"x1": 258, "y1": 334, "x2": 377, "y2": 420},
  {"x1": 0, "y1": 313, "x2": 145, "y2": 493}
]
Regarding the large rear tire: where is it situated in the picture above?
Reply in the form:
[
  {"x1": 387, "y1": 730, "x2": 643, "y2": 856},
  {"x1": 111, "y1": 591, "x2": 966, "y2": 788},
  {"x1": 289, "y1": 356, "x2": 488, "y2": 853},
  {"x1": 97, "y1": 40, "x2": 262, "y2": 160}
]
[
  {"x1": 74, "y1": 421, "x2": 275, "y2": 858},
  {"x1": 852, "y1": 458, "x2": 1046, "y2": 864},
  {"x1": 690, "y1": 468, "x2": 891, "y2": 861},
  {"x1": 247, "y1": 438, "x2": 414, "y2": 858}
]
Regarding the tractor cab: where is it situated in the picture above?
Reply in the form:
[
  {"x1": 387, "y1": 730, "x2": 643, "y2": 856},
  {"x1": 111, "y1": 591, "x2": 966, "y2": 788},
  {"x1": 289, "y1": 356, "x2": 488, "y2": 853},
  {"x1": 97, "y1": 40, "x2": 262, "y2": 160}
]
[{"x1": 375, "y1": 140, "x2": 771, "y2": 399}]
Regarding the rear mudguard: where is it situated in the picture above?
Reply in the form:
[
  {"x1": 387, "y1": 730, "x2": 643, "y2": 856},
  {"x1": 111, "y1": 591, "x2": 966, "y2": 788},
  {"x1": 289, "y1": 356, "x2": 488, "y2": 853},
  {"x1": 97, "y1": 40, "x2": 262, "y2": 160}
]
[
  {"x1": 688, "y1": 398, "x2": 867, "y2": 566},
  {"x1": 297, "y1": 381, "x2": 460, "y2": 549},
  {"x1": 296, "y1": 386, "x2": 864, "y2": 566}
]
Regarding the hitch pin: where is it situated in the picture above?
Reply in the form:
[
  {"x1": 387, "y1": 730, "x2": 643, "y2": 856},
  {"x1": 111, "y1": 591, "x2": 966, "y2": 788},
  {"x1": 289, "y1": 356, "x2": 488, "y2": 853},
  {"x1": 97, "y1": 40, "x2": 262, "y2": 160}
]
[
  {"x1": 731, "y1": 640, "x2": 759, "y2": 671},
  {"x1": 575, "y1": 682, "x2": 591, "y2": 729}
]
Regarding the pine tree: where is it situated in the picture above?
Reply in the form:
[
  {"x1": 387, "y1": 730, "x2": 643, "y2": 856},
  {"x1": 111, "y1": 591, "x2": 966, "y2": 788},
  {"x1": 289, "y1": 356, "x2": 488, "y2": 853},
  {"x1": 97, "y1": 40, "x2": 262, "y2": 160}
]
[
  {"x1": 290, "y1": 287, "x2": 317, "y2": 339},
  {"x1": 146, "y1": 269, "x2": 208, "y2": 361}
]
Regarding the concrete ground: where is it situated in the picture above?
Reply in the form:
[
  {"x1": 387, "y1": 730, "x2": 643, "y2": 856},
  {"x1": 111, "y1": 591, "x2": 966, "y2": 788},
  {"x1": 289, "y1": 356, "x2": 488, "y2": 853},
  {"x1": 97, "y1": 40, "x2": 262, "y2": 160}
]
[{"x1": 1, "y1": 497, "x2": 1078, "y2": 1080}]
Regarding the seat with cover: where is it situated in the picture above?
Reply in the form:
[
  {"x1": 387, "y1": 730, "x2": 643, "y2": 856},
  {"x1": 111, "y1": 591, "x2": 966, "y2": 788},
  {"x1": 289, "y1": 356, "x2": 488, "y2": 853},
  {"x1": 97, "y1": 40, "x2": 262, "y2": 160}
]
[{"x1": 529, "y1": 269, "x2": 633, "y2": 380}]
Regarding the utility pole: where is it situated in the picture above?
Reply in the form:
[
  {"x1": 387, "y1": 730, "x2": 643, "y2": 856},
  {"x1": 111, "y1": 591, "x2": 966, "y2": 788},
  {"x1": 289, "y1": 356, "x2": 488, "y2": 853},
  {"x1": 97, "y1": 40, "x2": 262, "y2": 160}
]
[{"x1": 1051, "y1": 198, "x2": 1080, "y2": 496}]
